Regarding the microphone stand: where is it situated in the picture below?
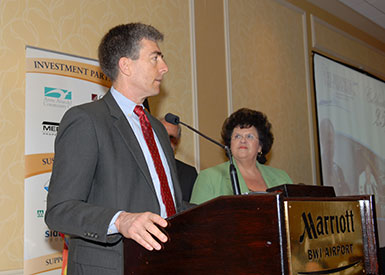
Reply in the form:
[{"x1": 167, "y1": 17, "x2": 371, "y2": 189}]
[
  {"x1": 225, "y1": 146, "x2": 241, "y2": 196},
  {"x1": 178, "y1": 121, "x2": 241, "y2": 196}
]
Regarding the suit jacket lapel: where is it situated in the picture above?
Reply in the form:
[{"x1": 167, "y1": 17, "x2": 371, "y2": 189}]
[
  {"x1": 102, "y1": 91, "x2": 183, "y2": 209},
  {"x1": 102, "y1": 91, "x2": 156, "y2": 194}
]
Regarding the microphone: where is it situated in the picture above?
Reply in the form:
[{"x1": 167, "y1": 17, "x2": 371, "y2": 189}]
[{"x1": 165, "y1": 113, "x2": 241, "y2": 195}]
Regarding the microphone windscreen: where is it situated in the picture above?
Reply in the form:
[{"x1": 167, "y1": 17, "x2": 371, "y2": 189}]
[{"x1": 165, "y1": 113, "x2": 180, "y2": 125}]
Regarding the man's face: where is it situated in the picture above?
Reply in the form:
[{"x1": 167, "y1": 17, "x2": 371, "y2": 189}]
[
  {"x1": 129, "y1": 39, "x2": 168, "y2": 99},
  {"x1": 161, "y1": 120, "x2": 180, "y2": 153}
]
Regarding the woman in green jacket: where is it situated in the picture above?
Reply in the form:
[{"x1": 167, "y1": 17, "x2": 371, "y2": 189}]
[{"x1": 190, "y1": 108, "x2": 292, "y2": 204}]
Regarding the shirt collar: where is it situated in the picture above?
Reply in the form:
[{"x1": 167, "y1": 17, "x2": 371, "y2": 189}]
[{"x1": 110, "y1": 86, "x2": 143, "y2": 116}]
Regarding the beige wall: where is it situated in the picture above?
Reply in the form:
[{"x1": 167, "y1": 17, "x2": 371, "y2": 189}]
[
  {"x1": 1, "y1": 0, "x2": 385, "y2": 272},
  {"x1": 228, "y1": 0, "x2": 312, "y2": 184}
]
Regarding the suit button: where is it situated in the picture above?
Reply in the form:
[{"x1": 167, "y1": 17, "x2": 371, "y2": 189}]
[{"x1": 94, "y1": 233, "x2": 98, "y2": 239}]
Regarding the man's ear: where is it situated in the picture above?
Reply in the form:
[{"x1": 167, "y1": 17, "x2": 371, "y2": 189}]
[{"x1": 118, "y1": 57, "x2": 132, "y2": 76}]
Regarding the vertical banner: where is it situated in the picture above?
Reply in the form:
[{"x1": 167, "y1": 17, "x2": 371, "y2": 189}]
[{"x1": 24, "y1": 46, "x2": 110, "y2": 274}]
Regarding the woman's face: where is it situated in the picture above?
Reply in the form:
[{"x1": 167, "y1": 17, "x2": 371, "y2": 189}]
[{"x1": 230, "y1": 126, "x2": 262, "y2": 162}]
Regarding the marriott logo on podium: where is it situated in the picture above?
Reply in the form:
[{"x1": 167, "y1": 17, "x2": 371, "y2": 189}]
[{"x1": 299, "y1": 210, "x2": 355, "y2": 243}]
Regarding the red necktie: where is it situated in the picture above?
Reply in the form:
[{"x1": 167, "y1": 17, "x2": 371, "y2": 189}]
[{"x1": 134, "y1": 105, "x2": 176, "y2": 217}]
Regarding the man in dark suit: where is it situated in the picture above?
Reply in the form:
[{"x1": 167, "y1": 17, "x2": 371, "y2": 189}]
[
  {"x1": 160, "y1": 118, "x2": 198, "y2": 201},
  {"x1": 45, "y1": 23, "x2": 188, "y2": 275}
]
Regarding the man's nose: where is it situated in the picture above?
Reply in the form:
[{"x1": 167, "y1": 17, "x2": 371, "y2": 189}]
[{"x1": 159, "y1": 59, "x2": 168, "y2": 74}]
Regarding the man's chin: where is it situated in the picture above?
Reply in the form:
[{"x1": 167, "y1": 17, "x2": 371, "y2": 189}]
[{"x1": 146, "y1": 89, "x2": 160, "y2": 98}]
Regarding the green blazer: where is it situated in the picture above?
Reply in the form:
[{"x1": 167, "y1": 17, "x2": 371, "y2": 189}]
[{"x1": 190, "y1": 160, "x2": 293, "y2": 204}]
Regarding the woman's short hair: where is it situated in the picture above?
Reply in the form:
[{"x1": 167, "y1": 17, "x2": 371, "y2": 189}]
[{"x1": 221, "y1": 108, "x2": 273, "y2": 164}]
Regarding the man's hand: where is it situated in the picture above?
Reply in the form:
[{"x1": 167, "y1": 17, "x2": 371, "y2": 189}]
[{"x1": 115, "y1": 211, "x2": 168, "y2": 251}]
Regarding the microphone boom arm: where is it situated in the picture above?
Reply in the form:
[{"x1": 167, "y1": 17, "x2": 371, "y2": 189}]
[
  {"x1": 179, "y1": 121, "x2": 225, "y2": 149},
  {"x1": 164, "y1": 113, "x2": 241, "y2": 195},
  {"x1": 174, "y1": 119, "x2": 241, "y2": 196}
]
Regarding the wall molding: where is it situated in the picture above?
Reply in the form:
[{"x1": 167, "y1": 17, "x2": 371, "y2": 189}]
[
  {"x1": 223, "y1": 0, "x2": 233, "y2": 116},
  {"x1": 300, "y1": 7, "x2": 317, "y2": 186},
  {"x1": 276, "y1": 0, "x2": 318, "y2": 185},
  {"x1": 189, "y1": 0, "x2": 200, "y2": 170},
  {"x1": 311, "y1": 14, "x2": 385, "y2": 80}
]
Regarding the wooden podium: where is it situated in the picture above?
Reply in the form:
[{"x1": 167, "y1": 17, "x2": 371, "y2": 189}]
[{"x1": 124, "y1": 185, "x2": 380, "y2": 274}]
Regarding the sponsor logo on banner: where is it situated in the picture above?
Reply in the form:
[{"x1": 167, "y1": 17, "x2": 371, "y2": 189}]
[
  {"x1": 44, "y1": 179, "x2": 49, "y2": 192},
  {"x1": 45, "y1": 230, "x2": 61, "y2": 241},
  {"x1": 43, "y1": 87, "x2": 72, "y2": 109},
  {"x1": 37, "y1": 209, "x2": 45, "y2": 218},
  {"x1": 42, "y1": 121, "x2": 59, "y2": 136},
  {"x1": 43, "y1": 178, "x2": 50, "y2": 203},
  {"x1": 92, "y1": 93, "x2": 103, "y2": 101}
]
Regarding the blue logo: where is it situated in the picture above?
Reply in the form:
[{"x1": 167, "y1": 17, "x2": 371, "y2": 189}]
[
  {"x1": 45, "y1": 230, "x2": 61, "y2": 242},
  {"x1": 43, "y1": 87, "x2": 73, "y2": 109},
  {"x1": 44, "y1": 179, "x2": 49, "y2": 192},
  {"x1": 44, "y1": 87, "x2": 72, "y2": 100}
]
